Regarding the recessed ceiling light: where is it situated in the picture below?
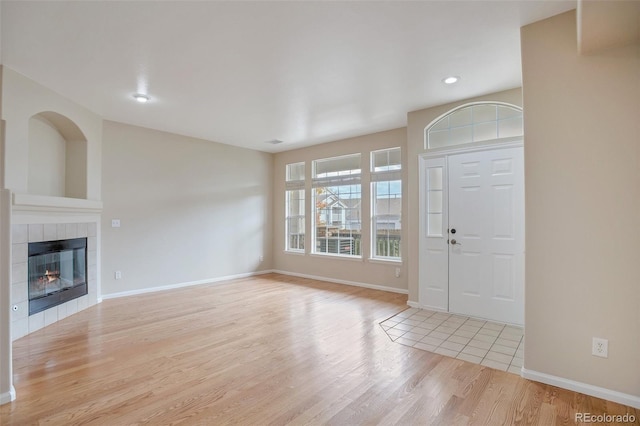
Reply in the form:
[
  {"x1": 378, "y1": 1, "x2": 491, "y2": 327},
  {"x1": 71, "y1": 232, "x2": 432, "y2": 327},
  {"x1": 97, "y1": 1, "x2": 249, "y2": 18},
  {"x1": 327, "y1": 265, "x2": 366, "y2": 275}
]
[
  {"x1": 265, "y1": 139, "x2": 284, "y2": 145},
  {"x1": 133, "y1": 93, "x2": 150, "y2": 103},
  {"x1": 442, "y1": 76, "x2": 460, "y2": 85}
]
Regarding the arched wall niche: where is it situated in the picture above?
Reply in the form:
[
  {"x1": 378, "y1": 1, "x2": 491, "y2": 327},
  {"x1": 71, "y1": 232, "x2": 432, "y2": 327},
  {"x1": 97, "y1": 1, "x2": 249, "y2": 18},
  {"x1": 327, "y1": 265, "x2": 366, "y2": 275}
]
[{"x1": 27, "y1": 111, "x2": 88, "y2": 199}]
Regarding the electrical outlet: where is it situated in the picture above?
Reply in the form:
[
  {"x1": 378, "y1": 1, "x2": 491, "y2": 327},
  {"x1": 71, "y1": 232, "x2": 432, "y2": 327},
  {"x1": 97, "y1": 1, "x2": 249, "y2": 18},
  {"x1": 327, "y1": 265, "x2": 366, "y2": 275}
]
[
  {"x1": 592, "y1": 337, "x2": 608, "y2": 358},
  {"x1": 259, "y1": 255, "x2": 264, "y2": 262},
  {"x1": 395, "y1": 267, "x2": 401, "y2": 278},
  {"x1": 115, "y1": 271, "x2": 122, "y2": 280}
]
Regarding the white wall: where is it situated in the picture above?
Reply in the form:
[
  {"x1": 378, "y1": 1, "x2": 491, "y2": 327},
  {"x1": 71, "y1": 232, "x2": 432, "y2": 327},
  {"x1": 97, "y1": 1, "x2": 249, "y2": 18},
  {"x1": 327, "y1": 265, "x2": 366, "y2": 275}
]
[
  {"x1": 27, "y1": 116, "x2": 66, "y2": 197},
  {"x1": 0, "y1": 67, "x2": 103, "y2": 404},
  {"x1": 0, "y1": 189, "x2": 15, "y2": 404},
  {"x1": 1, "y1": 67, "x2": 102, "y2": 200},
  {"x1": 101, "y1": 121, "x2": 273, "y2": 296},
  {"x1": 522, "y1": 10, "x2": 640, "y2": 401}
]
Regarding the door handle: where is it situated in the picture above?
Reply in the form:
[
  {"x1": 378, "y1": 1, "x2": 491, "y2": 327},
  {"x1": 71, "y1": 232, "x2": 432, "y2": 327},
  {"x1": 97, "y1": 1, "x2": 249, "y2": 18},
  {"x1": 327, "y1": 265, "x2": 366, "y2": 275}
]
[{"x1": 450, "y1": 239, "x2": 461, "y2": 245}]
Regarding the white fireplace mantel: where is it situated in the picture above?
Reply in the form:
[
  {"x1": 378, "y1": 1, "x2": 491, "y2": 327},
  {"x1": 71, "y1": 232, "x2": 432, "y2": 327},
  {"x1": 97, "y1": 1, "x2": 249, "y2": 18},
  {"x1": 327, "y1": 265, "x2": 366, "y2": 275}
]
[{"x1": 13, "y1": 193, "x2": 103, "y2": 214}]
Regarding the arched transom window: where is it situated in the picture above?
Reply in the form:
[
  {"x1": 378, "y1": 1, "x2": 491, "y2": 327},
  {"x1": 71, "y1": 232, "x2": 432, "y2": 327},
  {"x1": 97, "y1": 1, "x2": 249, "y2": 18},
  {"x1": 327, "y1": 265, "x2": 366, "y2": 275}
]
[{"x1": 425, "y1": 102, "x2": 523, "y2": 150}]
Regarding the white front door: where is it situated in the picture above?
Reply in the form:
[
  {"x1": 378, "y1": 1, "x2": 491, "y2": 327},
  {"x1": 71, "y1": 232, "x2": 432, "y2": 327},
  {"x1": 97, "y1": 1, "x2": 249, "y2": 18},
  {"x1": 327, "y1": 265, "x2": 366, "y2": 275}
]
[
  {"x1": 448, "y1": 147, "x2": 524, "y2": 325},
  {"x1": 419, "y1": 146, "x2": 524, "y2": 325}
]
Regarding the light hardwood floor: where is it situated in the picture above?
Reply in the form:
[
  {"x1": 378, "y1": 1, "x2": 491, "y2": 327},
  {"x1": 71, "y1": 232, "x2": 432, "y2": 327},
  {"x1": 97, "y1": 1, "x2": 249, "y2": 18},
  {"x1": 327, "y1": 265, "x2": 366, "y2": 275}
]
[{"x1": 1, "y1": 274, "x2": 638, "y2": 425}]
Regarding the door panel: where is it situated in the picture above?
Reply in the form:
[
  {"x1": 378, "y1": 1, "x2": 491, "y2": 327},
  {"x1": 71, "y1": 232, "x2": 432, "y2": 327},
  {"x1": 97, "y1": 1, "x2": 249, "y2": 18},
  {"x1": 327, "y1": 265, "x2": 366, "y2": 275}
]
[{"x1": 448, "y1": 147, "x2": 524, "y2": 325}]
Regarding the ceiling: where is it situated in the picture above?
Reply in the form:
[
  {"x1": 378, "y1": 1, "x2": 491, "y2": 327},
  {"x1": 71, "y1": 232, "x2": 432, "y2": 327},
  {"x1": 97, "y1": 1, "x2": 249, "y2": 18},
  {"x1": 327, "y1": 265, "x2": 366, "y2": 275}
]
[{"x1": 1, "y1": 1, "x2": 576, "y2": 153}]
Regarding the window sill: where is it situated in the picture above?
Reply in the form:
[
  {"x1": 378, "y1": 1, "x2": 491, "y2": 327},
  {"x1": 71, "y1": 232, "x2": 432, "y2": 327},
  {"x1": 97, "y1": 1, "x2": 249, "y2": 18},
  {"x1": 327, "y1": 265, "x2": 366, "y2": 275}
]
[
  {"x1": 284, "y1": 250, "x2": 306, "y2": 256},
  {"x1": 310, "y1": 253, "x2": 363, "y2": 262},
  {"x1": 368, "y1": 257, "x2": 403, "y2": 265}
]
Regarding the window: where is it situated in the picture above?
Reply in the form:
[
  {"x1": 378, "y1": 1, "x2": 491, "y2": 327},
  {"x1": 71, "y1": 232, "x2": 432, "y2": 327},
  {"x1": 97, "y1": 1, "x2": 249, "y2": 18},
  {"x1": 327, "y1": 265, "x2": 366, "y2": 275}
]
[
  {"x1": 285, "y1": 162, "x2": 305, "y2": 252},
  {"x1": 371, "y1": 148, "x2": 402, "y2": 260},
  {"x1": 313, "y1": 154, "x2": 361, "y2": 256},
  {"x1": 426, "y1": 103, "x2": 523, "y2": 149}
]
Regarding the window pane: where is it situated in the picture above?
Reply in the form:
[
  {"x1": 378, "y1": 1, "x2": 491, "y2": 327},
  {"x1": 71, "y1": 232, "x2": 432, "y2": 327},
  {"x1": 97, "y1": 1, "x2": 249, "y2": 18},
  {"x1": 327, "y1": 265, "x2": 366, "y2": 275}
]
[
  {"x1": 428, "y1": 213, "x2": 443, "y2": 237},
  {"x1": 431, "y1": 116, "x2": 449, "y2": 131},
  {"x1": 450, "y1": 125, "x2": 472, "y2": 145},
  {"x1": 428, "y1": 167, "x2": 443, "y2": 191},
  {"x1": 472, "y1": 104, "x2": 497, "y2": 123},
  {"x1": 314, "y1": 184, "x2": 361, "y2": 256},
  {"x1": 474, "y1": 121, "x2": 498, "y2": 142},
  {"x1": 428, "y1": 190, "x2": 442, "y2": 213},
  {"x1": 498, "y1": 106, "x2": 521, "y2": 119},
  {"x1": 498, "y1": 116, "x2": 524, "y2": 138},
  {"x1": 286, "y1": 162, "x2": 305, "y2": 181},
  {"x1": 449, "y1": 107, "x2": 472, "y2": 127},
  {"x1": 286, "y1": 189, "x2": 305, "y2": 251},
  {"x1": 426, "y1": 166, "x2": 443, "y2": 237},
  {"x1": 313, "y1": 154, "x2": 360, "y2": 178},
  {"x1": 372, "y1": 147, "x2": 401, "y2": 172},
  {"x1": 428, "y1": 130, "x2": 450, "y2": 149},
  {"x1": 372, "y1": 179, "x2": 401, "y2": 259},
  {"x1": 427, "y1": 104, "x2": 523, "y2": 149}
]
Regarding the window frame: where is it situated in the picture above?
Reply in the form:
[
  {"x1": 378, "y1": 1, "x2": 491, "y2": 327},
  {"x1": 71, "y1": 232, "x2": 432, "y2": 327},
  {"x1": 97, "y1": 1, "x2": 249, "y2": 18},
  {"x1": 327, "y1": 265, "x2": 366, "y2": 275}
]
[
  {"x1": 285, "y1": 162, "x2": 306, "y2": 253},
  {"x1": 370, "y1": 147, "x2": 402, "y2": 261},
  {"x1": 425, "y1": 102, "x2": 523, "y2": 150},
  {"x1": 312, "y1": 154, "x2": 362, "y2": 258}
]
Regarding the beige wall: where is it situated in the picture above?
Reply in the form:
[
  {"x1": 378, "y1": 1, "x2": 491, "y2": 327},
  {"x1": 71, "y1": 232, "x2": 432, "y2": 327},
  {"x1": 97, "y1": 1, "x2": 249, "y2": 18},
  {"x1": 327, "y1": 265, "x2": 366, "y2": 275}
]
[
  {"x1": 405, "y1": 88, "x2": 523, "y2": 303},
  {"x1": 522, "y1": 11, "x2": 639, "y2": 397},
  {"x1": 101, "y1": 121, "x2": 273, "y2": 296},
  {"x1": 27, "y1": 116, "x2": 66, "y2": 197},
  {"x1": 272, "y1": 128, "x2": 408, "y2": 292}
]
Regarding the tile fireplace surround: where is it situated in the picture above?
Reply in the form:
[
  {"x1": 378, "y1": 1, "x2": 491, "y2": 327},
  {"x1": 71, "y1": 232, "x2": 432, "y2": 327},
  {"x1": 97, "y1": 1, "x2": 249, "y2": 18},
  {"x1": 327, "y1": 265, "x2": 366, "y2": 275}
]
[{"x1": 10, "y1": 222, "x2": 98, "y2": 341}]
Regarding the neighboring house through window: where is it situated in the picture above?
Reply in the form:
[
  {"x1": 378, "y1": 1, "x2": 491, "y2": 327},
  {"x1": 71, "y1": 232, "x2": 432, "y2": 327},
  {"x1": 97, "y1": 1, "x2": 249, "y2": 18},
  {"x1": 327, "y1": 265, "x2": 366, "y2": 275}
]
[{"x1": 312, "y1": 154, "x2": 362, "y2": 257}]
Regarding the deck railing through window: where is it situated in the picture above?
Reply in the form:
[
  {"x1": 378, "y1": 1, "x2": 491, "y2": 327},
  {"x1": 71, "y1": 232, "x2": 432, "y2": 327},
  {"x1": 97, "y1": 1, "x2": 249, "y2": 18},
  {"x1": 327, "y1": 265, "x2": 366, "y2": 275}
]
[{"x1": 311, "y1": 229, "x2": 400, "y2": 258}]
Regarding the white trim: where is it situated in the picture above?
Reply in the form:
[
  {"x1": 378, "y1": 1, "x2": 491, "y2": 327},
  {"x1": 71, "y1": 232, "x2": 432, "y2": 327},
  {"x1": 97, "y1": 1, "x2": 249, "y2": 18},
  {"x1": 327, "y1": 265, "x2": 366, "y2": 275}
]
[
  {"x1": 522, "y1": 368, "x2": 640, "y2": 409},
  {"x1": 309, "y1": 253, "x2": 363, "y2": 262},
  {"x1": 13, "y1": 193, "x2": 103, "y2": 213},
  {"x1": 407, "y1": 300, "x2": 449, "y2": 313},
  {"x1": 368, "y1": 257, "x2": 402, "y2": 265},
  {"x1": 408, "y1": 300, "x2": 523, "y2": 326},
  {"x1": 101, "y1": 270, "x2": 274, "y2": 300},
  {"x1": 0, "y1": 386, "x2": 16, "y2": 405},
  {"x1": 0, "y1": 190, "x2": 13, "y2": 406},
  {"x1": 420, "y1": 139, "x2": 523, "y2": 159},
  {"x1": 273, "y1": 270, "x2": 408, "y2": 295}
]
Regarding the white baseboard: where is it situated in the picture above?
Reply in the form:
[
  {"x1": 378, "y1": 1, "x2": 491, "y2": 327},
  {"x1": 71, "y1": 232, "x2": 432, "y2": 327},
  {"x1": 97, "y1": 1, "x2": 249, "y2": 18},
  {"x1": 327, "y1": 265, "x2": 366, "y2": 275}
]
[
  {"x1": 100, "y1": 270, "x2": 274, "y2": 300},
  {"x1": 522, "y1": 368, "x2": 640, "y2": 409},
  {"x1": 0, "y1": 386, "x2": 16, "y2": 405},
  {"x1": 272, "y1": 270, "x2": 408, "y2": 295},
  {"x1": 407, "y1": 300, "x2": 449, "y2": 312}
]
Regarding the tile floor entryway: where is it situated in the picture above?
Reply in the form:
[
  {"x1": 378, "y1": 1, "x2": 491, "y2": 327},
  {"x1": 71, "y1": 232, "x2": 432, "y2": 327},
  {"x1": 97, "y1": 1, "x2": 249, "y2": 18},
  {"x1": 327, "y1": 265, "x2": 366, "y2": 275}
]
[{"x1": 380, "y1": 307, "x2": 524, "y2": 374}]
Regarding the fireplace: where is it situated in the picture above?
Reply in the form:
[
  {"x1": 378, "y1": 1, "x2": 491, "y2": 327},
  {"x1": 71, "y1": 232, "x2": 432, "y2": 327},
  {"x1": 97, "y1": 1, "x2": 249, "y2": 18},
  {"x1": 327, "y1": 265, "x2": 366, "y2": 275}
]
[{"x1": 28, "y1": 237, "x2": 88, "y2": 315}]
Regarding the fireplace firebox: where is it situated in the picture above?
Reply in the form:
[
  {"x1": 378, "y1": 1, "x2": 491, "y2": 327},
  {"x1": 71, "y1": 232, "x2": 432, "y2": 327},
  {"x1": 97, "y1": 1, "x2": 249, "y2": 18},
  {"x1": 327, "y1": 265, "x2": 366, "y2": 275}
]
[{"x1": 28, "y1": 237, "x2": 88, "y2": 315}]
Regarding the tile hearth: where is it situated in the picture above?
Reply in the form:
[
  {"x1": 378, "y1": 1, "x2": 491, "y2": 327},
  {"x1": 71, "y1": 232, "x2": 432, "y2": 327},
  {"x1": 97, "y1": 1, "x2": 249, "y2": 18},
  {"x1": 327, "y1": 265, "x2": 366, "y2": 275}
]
[
  {"x1": 380, "y1": 308, "x2": 524, "y2": 374},
  {"x1": 11, "y1": 222, "x2": 98, "y2": 340}
]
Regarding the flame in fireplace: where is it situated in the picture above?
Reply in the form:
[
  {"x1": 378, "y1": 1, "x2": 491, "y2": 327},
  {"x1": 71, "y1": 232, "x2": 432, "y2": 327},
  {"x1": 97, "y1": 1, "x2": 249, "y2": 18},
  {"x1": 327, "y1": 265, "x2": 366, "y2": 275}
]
[{"x1": 44, "y1": 269, "x2": 60, "y2": 282}]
